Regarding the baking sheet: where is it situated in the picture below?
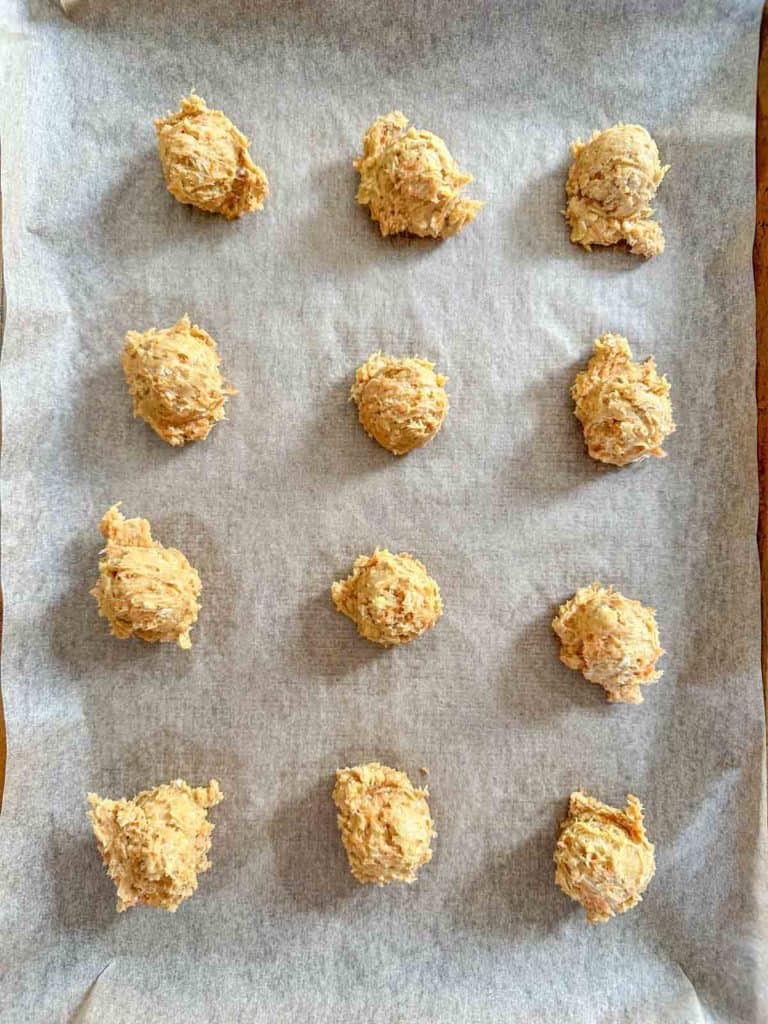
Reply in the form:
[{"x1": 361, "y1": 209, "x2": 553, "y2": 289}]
[{"x1": 0, "y1": 1, "x2": 766, "y2": 1021}]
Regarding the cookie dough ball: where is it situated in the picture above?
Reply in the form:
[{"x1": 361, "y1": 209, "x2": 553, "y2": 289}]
[
  {"x1": 333, "y1": 762, "x2": 435, "y2": 885},
  {"x1": 90, "y1": 504, "x2": 202, "y2": 649},
  {"x1": 351, "y1": 352, "x2": 449, "y2": 455},
  {"x1": 571, "y1": 333, "x2": 675, "y2": 467},
  {"x1": 552, "y1": 583, "x2": 663, "y2": 704},
  {"x1": 353, "y1": 111, "x2": 483, "y2": 239},
  {"x1": 88, "y1": 779, "x2": 223, "y2": 912},
  {"x1": 554, "y1": 790, "x2": 655, "y2": 923},
  {"x1": 122, "y1": 316, "x2": 236, "y2": 447},
  {"x1": 155, "y1": 94, "x2": 268, "y2": 220},
  {"x1": 332, "y1": 548, "x2": 442, "y2": 646},
  {"x1": 565, "y1": 124, "x2": 669, "y2": 258}
]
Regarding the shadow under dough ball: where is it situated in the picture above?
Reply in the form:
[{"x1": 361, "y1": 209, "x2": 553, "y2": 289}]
[
  {"x1": 122, "y1": 315, "x2": 236, "y2": 447},
  {"x1": 554, "y1": 790, "x2": 655, "y2": 924},
  {"x1": 552, "y1": 583, "x2": 663, "y2": 704},
  {"x1": 564, "y1": 123, "x2": 669, "y2": 258},
  {"x1": 351, "y1": 352, "x2": 449, "y2": 455},
  {"x1": 90, "y1": 504, "x2": 202, "y2": 649},
  {"x1": 333, "y1": 762, "x2": 435, "y2": 885},
  {"x1": 88, "y1": 779, "x2": 223, "y2": 912},
  {"x1": 353, "y1": 110, "x2": 483, "y2": 238},
  {"x1": 331, "y1": 548, "x2": 442, "y2": 646},
  {"x1": 155, "y1": 94, "x2": 268, "y2": 220}
]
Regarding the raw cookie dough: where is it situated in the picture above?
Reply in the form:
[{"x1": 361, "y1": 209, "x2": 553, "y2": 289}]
[
  {"x1": 554, "y1": 790, "x2": 655, "y2": 923},
  {"x1": 90, "y1": 504, "x2": 202, "y2": 649},
  {"x1": 333, "y1": 762, "x2": 435, "y2": 885},
  {"x1": 351, "y1": 352, "x2": 449, "y2": 455},
  {"x1": 564, "y1": 124, "x2": 669, "y2": 258},
  {"x1": 571, "y1": 333, "x2": 675, "y2": 467},
  {"x1": 122, "y1": 316, "x2": 236, "y2": 447},
  {"x1": 552, "y1": 583, "x2": 663, "y2": 704},
  {"x1": 88, "y1": 779, "x2": 223, "y2": 912},
  {"x1": 353, "y1": 111, "x2": 483, "y2": 238},
  {"x1": 155, "y1": 94, "x2": 268, "y2": 220},
  {"x1": 331, "y1": 548, "x2": 442, "y2": 646}
]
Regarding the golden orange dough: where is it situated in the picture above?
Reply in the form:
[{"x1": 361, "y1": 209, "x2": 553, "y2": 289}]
[
  {"x1": 155, "y1": 94, "x2": 268, "y2": 220},
  {"x1": 554, "y1": 791, "x2": 656, "y2": 924},
  {"x1": 88, "y1": 779, "x2": 223, "y2": 913},
  {"x1": 90, "y1": 505, "x2": 202, "y2": 649},
  {"x1": 331, "y1": 549, "x2": 442, "y2": 646},
  {"x1": 333, "y1": 763, "x2": 435, "y2": 885},
  {"x1": 552, "y1": 583, "x2": 663, "y2": 704},
  {"x1": 565, "y1": 124, "x2": 669, "y2": 258},
  {"x1": 353, "y1": 111, "x2": 483, "y2": 238},
  {"x1": 351, "y1": 352, "x2": 449, "y2": 455},
  {"x1": 122, "y1": 316, "x2": 236, "y2": 447},
  {"x1": 571, "y1": 333, "x2": 675, "y2": 467}
]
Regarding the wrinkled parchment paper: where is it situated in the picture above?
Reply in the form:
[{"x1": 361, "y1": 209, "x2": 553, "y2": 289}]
[{"x1": 1, "y1": 1, "x2": 766, "y2": 1021}]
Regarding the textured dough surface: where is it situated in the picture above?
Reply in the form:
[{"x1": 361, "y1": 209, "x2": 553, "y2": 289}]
[
  {"x1": 331, "y1": 548, "x2": 442, "y2": 646},
  {"x1": 571, "y1": 333, "x2": 675, "y2": 466},
  {"x1": 88, "y1": 779, "x2": 223, "y2": 912},
  {"x1": 90, "y1": 504, "x2": 202, "y2": 649},
  {"x1": 333, "y1": 763, "x2": 435, "y2": 885},
  {"x1": 552, "y1": 583, "x2": 663, "y2": 704},
  {"x1": 565, "y1": 124, "x2": 669, "y2": 258},
  {"x1": 351, "y1": 352, "x2": 449, "y2": 455},
  {"x1": 122, "y1": 316, "x2": 236, "y2": 447},
  {"x1": 353, "y1": 111, "x2": 483, "y2": 238},
  {"x1": 155, "y1": 94, "x2": 268, "y2": 220},
  {"x1": 554, "y1": 790, "x2": 655, "y2": 923}
]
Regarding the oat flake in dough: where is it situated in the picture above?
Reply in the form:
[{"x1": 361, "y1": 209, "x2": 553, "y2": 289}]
[
  {"x1": 333, "y1": 763, "x2": 435, "y2": 885},
  {"x1": 354, "y1": 111, "x2": 483, "y2": 238},
  {"x1": 351, "y1": 352, "x2": 449, "y2": 455},
  {"x1": 565, "y1": 123, "x2": 669, "y2": 258},
  {"x1": 331, "y1": 548, "x2": 442, "y2": 646},
  {"x1": 554, "y1": 790, "x2": 656, "y2": 924},
  {"x1": 122, "y1": 316, "x2": 236, "y2": 447},
  {"x1": 552, "y1": 583, "x2": 663, "y2": 704},
  {"x1": 155, "y1": 94, "x2": 268, "y2": 220},
  {"x1": 88, "y1": 779, "x2": 223, "y2": 913},
  {"x1": 90, "y1": 504, "x2": 202, "y2": 649},
  {"x1": 572, "y1": 333, "x2": 675, "y2": 467}
]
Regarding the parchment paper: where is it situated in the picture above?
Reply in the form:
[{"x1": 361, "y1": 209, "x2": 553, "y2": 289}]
[{"x1": 0, "y1": 1, "x2": 766, "y2": 1021}]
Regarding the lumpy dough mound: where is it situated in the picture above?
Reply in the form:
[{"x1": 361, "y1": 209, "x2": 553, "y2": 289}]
[
  {"x1": 88, "y1": 779, "x2": 223, "y2": 912},
  {"x1": 90, "y1": 504, "x2": 202, "y2": 649},
  {"x1": 552, "y1": 583, "x2": 663, "y2": 704},
  {"x1": 351, "y1": 352, "x2": 449, "y2": 455},
  {"x1": 554, "y1": 790, "x2": 655, "y2": 924},
  {"x1": 353, "y1": 111, "x2": 483, "y2": 238},
  {"x1": 155, "y1": 94, "x2": 268, "y2": 220},
  {"x1": 122, "y1": 316, "x2": 236, "y2": 447},
  {"x1": 571, "y1": 333, "x2": 675, "y2": 467},
  {"x1": 331, "y1": 548, "x2": 442, "y2": 646},
  {"x1": 565, "y1": 124, "x2": 669, "y2": 258},
  {"x1": 333, "y1": 763, "x2": 435, "y2": 885}
]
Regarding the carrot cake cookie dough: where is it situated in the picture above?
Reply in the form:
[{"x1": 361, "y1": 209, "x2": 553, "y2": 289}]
[
  {"x1": 155, "y1": 94, "x2": 268, "y2": 220},
  {"x1": 554, "y1": 790, "x2": 655, "y2": 923},
  {"x1": 333, "y1": 763, "x2": 435, "y2": 885},
  {"x1": 552, "y1": 583, "x2": 663, "y2": 704},
  {"x1": 332, "y1": 549, "x2": 442, "y2": 646},
  {"x1": 90, "y1": 504, "x2": 202, "y2": 649},
  {"x1": 571, "y1": 333, "x2": 674, "y2": 466},
  {"x1": 354, "y1": 111, "x2": 483, "y2": 238},
  {"x1": 351, "y1": 352, "x2": 449, "y2": 455},
  {"x1": 122, "y1": 315, "x2": 236, "y2": 447},
  {"x1": 88, "y1": 779, "x2": 223, "y2": 912},
  {"x1": 564, "y1": 124, "x2": 669, "y2": 258}
]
